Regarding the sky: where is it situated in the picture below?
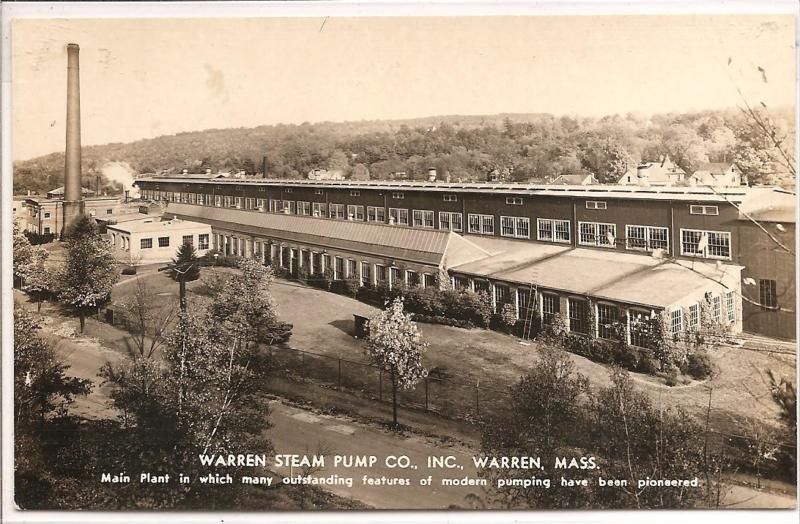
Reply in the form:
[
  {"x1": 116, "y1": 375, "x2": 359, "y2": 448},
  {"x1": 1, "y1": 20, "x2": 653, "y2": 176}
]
[{"x1": 11, "y1": 14, "x2": 797, "y2": 161}]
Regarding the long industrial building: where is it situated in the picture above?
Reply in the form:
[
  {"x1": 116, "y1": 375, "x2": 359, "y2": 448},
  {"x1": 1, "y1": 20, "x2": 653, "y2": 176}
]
[{"x1": 135, "y1": 176, "x2": 796, "y2": 340}]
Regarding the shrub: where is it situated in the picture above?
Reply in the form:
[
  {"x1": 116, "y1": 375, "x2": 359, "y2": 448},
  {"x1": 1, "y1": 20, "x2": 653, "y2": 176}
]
[
  {"x1": 199, "y1": 249, "x2": 239, "y2": 268},
  {"x1": 664, "y1": 367, "x2": 679, "y2": 387},
  {"x1": 121, "y1": 266, "x2": 137, "y2": 275},
  {"x1": 330, "y1": 279, "x2": 359, "y2": 298},
  {"x1": 637, "y1": 355, "x2": 659, "y2": 374},
  {"x1": 685, "y1": 350, "x2": 713, "y2": 380}
]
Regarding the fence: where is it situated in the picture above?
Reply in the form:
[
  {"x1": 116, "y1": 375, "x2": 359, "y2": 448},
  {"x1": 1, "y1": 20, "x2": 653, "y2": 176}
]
[{"x1": 265, "y1": 344, "x2": 511, "y2": 422}]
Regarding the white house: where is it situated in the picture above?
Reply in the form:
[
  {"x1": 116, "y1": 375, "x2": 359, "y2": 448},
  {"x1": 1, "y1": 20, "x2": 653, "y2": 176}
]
[
  {"x1": 688, "y1": 162, "x2": 742, "y2": 188},
  {"x1": 618, "y1": 155, "x2": 687, "y2": 186},
  {"x1": 107, "y1": 217, "x2": 212, "y2": 264}
]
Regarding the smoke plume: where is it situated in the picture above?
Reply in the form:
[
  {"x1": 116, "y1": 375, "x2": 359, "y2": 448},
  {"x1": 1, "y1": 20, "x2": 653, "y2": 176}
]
[{"x1": 101, "y1": 161, "x2": 140, "y2": 198}]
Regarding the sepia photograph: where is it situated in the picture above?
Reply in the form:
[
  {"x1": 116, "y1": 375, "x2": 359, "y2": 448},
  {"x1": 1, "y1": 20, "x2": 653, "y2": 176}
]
[{"x1": 2, "y1": 1, "x2": 798, "y2": 520}]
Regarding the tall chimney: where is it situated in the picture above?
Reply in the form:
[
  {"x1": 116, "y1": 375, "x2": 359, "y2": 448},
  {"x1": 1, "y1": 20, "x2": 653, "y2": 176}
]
[{"x1": 62, "y1": 43, "x2": 83, "y2": 236}]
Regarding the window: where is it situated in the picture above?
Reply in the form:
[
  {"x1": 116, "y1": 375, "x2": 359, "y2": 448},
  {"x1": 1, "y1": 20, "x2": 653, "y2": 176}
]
[
  {"x1": 597, "y1": 303, "x2": 619, "y2": 340},
  {"x1": 506, "y1": 197, "x2": 523, "y2": 205},
  {"x1": 517, "y1": 289, "x2": 532, "y2": 320},
  {"x1": 44, "y1": 212, "x2": 50, "y2": 219},
  {"x1": 726, "y1": 291, "x2": 736, "y2": 323},
  {"x1": 439, "y1": 212, "x2": 463, "y2": 232},
  {"x1": 406, "y1": 270, "x2": 419, "y2": 287},
  {"x1": 629, "y1": 310, "x2": 651, "y2": 348},
  {"x1": 215, "y1": 195, "x2": 223, "y2": 207},
  {"x1": 297, "y1": 201, "x2": 311, "y2": 216},
  {"x1": 334, "y1": 257, "x2": 344, "y2": 280},
  {"x1": 141, "y1": 238, "x2": 153, "y2": 249},
  {"x1": 198, "y1": 234, "x2": 209, "y2": 250},
  {"x1": 579, "y1": 222, "x2": 616, "y2": 247},
  {"x1": 423, "y1": 273, "x2": 436, "y2": 289},
  {"x1": 443, "y1": 194, "x2": 457, "y2": 202},
  {"x1": 537, "y1": 218, "x2": 570, "y2": 243},
  {"x1": 712, "y1": 295, "x2": 722, "y2": 323},
  {"x1": 680, "y1": 229, "x2": 731, "y2": 260},
  {"x1": 413, "y1": 210, "x2": 435, "y2": 228},
  {"x1": 286, "y1": 200, "x2": 297, "y2": 214},
  {"x1": 542, "y1": 294, "x2": 560, "y2": 324},
  {"x1": 285, "y1": 188, "x2": 293, "y2": 193},
  {"x1": 350, "y1": 190, "x2": 361, "y2": 197},
  {"x1": 106, "y1": 209, "x2": 113, "y2": 215},
  {"x1": 389, "y1": 208, "x2": 409, "y2": 226},
  {"x1": 182, "y1": 235, "x2": 193, "y2": 246},
  {"x1": 329, "y1": 204, "x2": 345, "y2": 220},
  {"x1": 500, "y1": 216, "x2": 530, "y2": 239},
  {"x1": 269, "y1": 199, "x2": 281, "y2": 213},
  {"x1": 586, "y1": 201, "x2": 607, "y2": 210},
  {"x1": 494, "y1": 284, "x2": 513, "y2": 314},
  {"x1": 156, "y1": 236, "x2": 169, "y2": 248},
  {"x1": 626, "y1": 225, "x2": 669, "y2": 252},
  {"x1": 314, "y1": 189, "x2": 324, "y2": 195},
  {"x1": 43, "y1": 226, "x2": 51, "y2": 234},
  {"x1": 689, "y1": 304, "x2": 700, "y2": 330},
  {"x1": 690, "y1": 205, "x2": 719, "y2": 215},
  {"x1": 347, "y1": 205, "x2": 365, "y2": 221},
  {"x1": 568, "y1": 298, "x2": 589, "y2": 334},
  {"x1": 390, "y1": 267, "x2": 402, "y2": 288},
  {"x1": 361, "y1": 262, "x2": 371, "y2": 286},
  {"x1": 347, "y1": 259, "x2": 357, "y2": 279},
  {"x1": 367, "y1": 206, "x2": 385, "y2": 223},
  {"x1": 375, "y1": 264, "x2": 387, "y2": 284},
  {"x1": 223, "y1": 196, "x2": 232, "y2": 208},
  {"x1": 759, "y1": 279, "x2": 778, "y2": 310},
  {"x1": 256, "y1": 198, "x2": 266, "y2": 210},
  {"x1": 312, "y1": 202, "x2": 327, "y2": 218},
  {"x1": 391, "y1": 192, "x2": 404, "y2": 199},
  {"x1": 468, "y1": 214, "x2": 495, "y2": 235},
  {"x1": 670, "y1": 309, "x2": 683, "y2": 336},
  {"x1": 197, "y1": 194, "x2": 205, "y2": 205}
]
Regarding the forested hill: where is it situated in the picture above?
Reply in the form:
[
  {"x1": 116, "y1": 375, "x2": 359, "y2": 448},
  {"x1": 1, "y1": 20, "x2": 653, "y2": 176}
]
[{"x1": 13, "y1": 107, "x2": 795, "y2": 195}]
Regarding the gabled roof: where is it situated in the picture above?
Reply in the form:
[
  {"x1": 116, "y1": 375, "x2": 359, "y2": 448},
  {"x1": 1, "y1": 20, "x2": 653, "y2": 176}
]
[
  {"x1": 165, "y1": 203, "x2": 490, "y2": 267},
  {"x1": 694, "y1": 162, "x2": 734, "y2": 174}
]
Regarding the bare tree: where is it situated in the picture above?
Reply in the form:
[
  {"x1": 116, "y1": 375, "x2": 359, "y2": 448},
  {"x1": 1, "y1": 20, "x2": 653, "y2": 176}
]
[{"x1": 117, "y1": 277, "x2": 176, "y2": 359}]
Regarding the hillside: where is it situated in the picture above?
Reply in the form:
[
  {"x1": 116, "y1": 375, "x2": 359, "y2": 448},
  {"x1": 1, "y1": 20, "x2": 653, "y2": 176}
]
[{"x1": 12, "y1": 108, "x2": 795, "y2": 195}]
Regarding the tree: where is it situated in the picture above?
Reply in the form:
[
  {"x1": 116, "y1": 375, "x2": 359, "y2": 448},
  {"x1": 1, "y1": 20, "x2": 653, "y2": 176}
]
[
  {"x1": 13, "y1": 221, "x2": 36, "y2": 287},
  {"x1": 589, "y1": 368, "x2": 711, "y2": 508},
  {"x1": 365, "y1": 298, "x2": 429, "y2": 427},
  {"x1": 58, "y1": 216, "x2": 119, "y2": 333},
  {"x1": 481, "y1": 346, "x2": 590, "y2": 509},
  {"x1": 22, "y1": 248, "x2": 56, "y2": 312},
  {"x1": 14, "y1": 306, "x2": 93, "y2": 509},
  {"x1": 206, "y1": 258, "x2": 292, "y2": 345},
  {"x1": 167, "y1": 242, "x2": 201, "y2": 311},
  {"x1": 14, "y1": 306, "x2": 92, "y2": 426},
  {"x1": 116, "y1": 278, "x2": 176, "y2": 359}
]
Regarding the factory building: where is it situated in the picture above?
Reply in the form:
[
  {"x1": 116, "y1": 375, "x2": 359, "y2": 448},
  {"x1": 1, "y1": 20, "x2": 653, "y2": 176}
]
[{"x1": 135, "y1": 177, "x2": 795, "y2": 340}]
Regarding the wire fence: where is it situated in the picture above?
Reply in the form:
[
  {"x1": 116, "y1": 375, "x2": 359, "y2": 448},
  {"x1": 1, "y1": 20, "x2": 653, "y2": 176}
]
[{"x1": 264, "y1": 344, "x2": 511, "y2": 422}]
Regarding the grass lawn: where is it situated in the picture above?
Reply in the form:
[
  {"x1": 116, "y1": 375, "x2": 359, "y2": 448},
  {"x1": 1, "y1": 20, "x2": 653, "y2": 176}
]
[{"x1": 104, "y1": 269, "x2": 797, "y2": 434}]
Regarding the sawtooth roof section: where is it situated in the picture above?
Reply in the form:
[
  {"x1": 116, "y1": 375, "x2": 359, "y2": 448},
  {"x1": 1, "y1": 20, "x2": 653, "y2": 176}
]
[{"x1": 165, "y1": 203, "x2": 490, "y2": 268}]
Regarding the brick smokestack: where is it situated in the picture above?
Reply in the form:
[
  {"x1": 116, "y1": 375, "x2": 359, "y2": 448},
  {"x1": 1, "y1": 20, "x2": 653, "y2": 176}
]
[{"x1": 62, "y1": 43, "x2": 83, "y2": 235}]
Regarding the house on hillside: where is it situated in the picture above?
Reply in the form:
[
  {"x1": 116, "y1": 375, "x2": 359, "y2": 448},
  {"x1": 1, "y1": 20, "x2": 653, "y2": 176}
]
[
  {"x1": 689, "y1": 162, "x2": 742, "y2": 188},
  {"x1": 618, "y1": 155, "x2": 687, "y2": 186},
  {"x1": 550, "y1": 173, "x2": 599, "y2": 185}
]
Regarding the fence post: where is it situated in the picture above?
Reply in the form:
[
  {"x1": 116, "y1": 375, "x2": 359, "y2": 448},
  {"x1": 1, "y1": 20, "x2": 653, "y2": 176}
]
[
  {"x1": 379, "y1": 370, "x2": 383, "y2": 401},
  {"x1": 425, "y1": 377, "x2": 429, "y2": 411},
  {"x1": 338, "y1": 358, "x2": 342, "y2": 388}
]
